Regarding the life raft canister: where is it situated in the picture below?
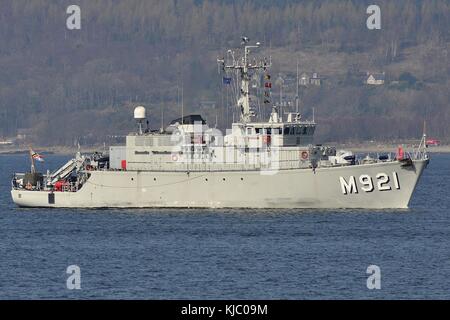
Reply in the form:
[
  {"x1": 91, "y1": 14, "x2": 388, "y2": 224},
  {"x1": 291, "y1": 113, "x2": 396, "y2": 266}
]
[
  {"x1": 54, "y1": 180, "x2": 67, "y2": 192},
  {"x1": 301, "y1": 151, "x2": 309, "y2": 160},
  {"x1": 397, "y1": 146, "x2": 404, "y2": 160}
]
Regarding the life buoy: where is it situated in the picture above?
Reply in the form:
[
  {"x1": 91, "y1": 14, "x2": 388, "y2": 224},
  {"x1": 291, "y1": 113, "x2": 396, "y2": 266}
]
[
  {"x1": 262, "y1": 135, "x2": 271, "y2": 145},
  {"x1": 301, "y1": 151, "x2": 309, "y2": 160}
]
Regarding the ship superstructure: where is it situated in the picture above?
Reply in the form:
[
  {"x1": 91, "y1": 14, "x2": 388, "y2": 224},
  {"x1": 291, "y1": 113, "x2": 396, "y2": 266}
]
[{"x1": 11, "y1": 39, "x2": 429, "y2": 209}]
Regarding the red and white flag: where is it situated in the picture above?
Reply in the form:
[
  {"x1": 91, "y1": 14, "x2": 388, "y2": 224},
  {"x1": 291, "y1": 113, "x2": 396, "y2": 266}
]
[{"x1": 31, "y1": 150, "x2": 44, "y2": 162}]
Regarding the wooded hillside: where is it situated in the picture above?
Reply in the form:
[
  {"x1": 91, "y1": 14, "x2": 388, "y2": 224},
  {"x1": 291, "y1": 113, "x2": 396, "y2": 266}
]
[{"x1": 0, "y1": 0, "x2": 449, "y2": 145}]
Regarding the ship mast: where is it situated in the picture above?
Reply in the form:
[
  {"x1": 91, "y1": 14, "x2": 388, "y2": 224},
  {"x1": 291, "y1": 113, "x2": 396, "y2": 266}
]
[{"x1": 218, "y1": 37, "x2": 270, "y2": 123}]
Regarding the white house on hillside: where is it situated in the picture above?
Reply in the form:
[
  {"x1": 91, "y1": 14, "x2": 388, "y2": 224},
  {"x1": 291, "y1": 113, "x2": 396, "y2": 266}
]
[
  {"x1": 366, "y1": 72, "x2": 385, "y2": 85},
  {"x1": 299, "y1": 72, "x2": 322, "y2": 86}
]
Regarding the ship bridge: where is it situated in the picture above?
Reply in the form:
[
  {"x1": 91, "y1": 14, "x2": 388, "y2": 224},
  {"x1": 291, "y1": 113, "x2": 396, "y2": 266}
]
[{"x1": 225, "y1": 111, "x2": 316, "y2": 148}]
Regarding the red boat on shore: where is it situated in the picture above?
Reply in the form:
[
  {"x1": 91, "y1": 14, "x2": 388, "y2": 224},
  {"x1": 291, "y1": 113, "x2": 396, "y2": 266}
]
[{"x1": 426, "y1": 139, "x2": 440, "y2": 146}]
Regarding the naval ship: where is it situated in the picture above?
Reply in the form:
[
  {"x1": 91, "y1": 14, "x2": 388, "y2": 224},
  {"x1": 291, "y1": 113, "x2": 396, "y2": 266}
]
[{"x1": 11, "y1": 39, "x2": 429, "y2": 209}]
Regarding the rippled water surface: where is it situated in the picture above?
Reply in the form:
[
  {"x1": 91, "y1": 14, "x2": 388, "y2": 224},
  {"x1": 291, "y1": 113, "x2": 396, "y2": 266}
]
[{"x1": 0, "y1": 153, "x2": 449, "y2": 299}]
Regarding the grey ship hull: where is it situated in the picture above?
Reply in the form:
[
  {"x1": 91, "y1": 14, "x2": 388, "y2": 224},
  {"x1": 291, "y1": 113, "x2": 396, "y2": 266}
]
[{"x1": 11, "y1": 159, "x2": 428, "y2": 209}]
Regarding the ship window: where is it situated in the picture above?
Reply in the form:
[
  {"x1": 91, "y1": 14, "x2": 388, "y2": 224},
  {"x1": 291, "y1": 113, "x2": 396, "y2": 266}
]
[
  {"x1": 135, "y1": 137, "x2": 145, "y2": 146},
  {"x1": 266, "y1": 128, "x2": 272, "y2": 135},
  {"x1": 303, "y1": 127, "x2": 307, "y2": 134},
  {"x1": 283, "y1": 127, "x2": 290, "y2": 135},
  {"x1": 255, "y1": 128, "x2": 261, "y2": 134},
  {"x1": 247, "y1": 127, "x2": 252, "y2": 134}
]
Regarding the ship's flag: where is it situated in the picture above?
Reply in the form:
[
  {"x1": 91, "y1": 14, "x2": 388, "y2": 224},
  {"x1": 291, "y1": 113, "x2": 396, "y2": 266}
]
[
  {"x1": 223, "y1": 77, "x2": 232, "y2": 85},
  {"x1": 31, "y1": 150, "x2": 44, "y2": 162}
]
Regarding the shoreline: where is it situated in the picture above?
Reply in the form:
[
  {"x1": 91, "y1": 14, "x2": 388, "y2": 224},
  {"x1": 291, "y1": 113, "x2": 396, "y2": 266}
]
[
  {"x1": 342, "y1": 144, "x2": 450, "y2": 154},
  {"x1": 1, "y1": 144, "x2": 449, "y2": 155},
  {"x1": 0, "y1": 146, "x2": 105, "y2": 156}
]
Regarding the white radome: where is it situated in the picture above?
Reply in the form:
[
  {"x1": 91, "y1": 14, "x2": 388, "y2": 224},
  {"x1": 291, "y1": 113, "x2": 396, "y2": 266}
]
[{"x1": 134, "y1": 106, "x2": 146, "y2": 120}]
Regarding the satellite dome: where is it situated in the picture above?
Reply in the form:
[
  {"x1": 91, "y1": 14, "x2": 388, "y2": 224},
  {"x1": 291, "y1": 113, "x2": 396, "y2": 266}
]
[{"x1": 134, "y1": 106, "x2": 146, "y2": 120}]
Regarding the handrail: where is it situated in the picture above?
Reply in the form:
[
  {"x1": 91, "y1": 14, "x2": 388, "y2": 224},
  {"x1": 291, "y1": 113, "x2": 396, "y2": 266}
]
[{"x1": 413, "y1": 134, "x2": 428, "y2": 160}]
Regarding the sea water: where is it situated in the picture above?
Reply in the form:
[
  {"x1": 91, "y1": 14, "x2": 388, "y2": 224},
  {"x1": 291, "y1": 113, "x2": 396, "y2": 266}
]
[{"x1": 0, "y1": 153, "x2": 449, "y2": 299}]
